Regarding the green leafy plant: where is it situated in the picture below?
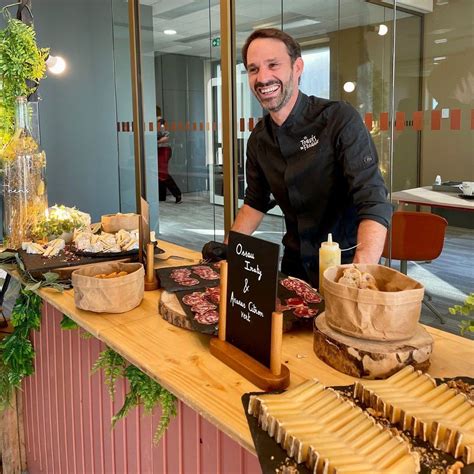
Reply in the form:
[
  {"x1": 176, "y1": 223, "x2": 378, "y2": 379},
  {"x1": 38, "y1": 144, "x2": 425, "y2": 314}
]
[
  {"x1": 0, "y1": 17, "x2": 49, "y2": 153},
  {"x1": 91, "y1": 347, "x2": 125, "y2": 399},
  {"x1": 0, "y1": 251, "x2": 68, "y2": 292},
  {"x1": 449, "y1": 293, "x2": 474, "y2": 336},
  {"x1": 112, "y1": 364, "x2": 177, "y2": 443},
  {"x1": 92, "y1": 355, "x2": 177, "y2": 443},
  {"x1": 60, "y1": 314, "x2": 93, "y2": 339},
  {"x1": 32, "y1": 205, "x2": 90, "y2": 240},
  {"x1": 0, "y1": 288, "x2": 42, "y2": 409}
]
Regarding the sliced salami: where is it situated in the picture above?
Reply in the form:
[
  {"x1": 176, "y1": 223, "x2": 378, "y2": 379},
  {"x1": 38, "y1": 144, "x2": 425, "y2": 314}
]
[
  {"x1": 199, "y1": 272, "x2": 220, "y2": 280},
  {"x1": 280, "y1": 278, "x2": 299, "y2": 291},
  {"x1": 302, "y1": 290, "x2": 322, "y2": 304},
  {"x1": 178, "y1": 278, "x2": 200, "y2": 287},
  {"x1": 286, "y1": 297, "x2": 305, "y2": 307},
  {"x1": 205, "y1": 287, "x2": 220, "y2": 304},
  {"x1": 293, "y1": 306, "x2": 318, "y2": 319},
  {"x1": 191, "y1": 302, "x2": 217, "y2": 314},
  {"x1": 182, "y1": 292, "x2": 206, "y2": 306},
  {"x1": 194, "y1": 310, "x2": 219, "y2": 325}
]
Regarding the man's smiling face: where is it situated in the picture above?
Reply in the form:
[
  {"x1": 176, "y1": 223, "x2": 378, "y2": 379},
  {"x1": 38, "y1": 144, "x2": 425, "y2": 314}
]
[{"x1": 246, "y1": 37, "x2": 303, "y2": 121}]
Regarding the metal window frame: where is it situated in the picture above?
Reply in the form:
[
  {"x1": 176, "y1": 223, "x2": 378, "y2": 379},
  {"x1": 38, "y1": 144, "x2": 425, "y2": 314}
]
[{"x1": 128, "y1": 0, "x2": 239, "y2": 236}]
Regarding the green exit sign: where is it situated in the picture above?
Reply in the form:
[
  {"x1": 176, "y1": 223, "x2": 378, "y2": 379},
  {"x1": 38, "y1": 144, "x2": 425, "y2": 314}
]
[{"x1": 212, "y1": 37, "x2": 220, "y2": 47}]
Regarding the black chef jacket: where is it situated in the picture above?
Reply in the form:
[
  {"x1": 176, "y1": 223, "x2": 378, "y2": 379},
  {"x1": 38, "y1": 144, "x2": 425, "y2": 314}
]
[{"x1": 243, "y1": 92, "x2": 392, "y2": 287}]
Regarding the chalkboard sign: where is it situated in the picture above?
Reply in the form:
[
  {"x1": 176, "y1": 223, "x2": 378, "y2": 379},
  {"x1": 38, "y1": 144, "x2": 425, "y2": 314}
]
[{"x1": 226, "y1": 231, "x2": 280, "y2": 368}]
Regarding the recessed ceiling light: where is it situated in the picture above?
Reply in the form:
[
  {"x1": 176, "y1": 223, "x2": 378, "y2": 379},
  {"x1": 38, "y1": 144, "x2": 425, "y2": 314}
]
[
  {"x1": 164, "y1": 29, "x2": 177, "y2": 35},
  {"x1": 434, "y1": 38, "x2": 448, "y2": 44},
  {"x1": 433, "y1": 56, "x2": 447, "y2": 61}
]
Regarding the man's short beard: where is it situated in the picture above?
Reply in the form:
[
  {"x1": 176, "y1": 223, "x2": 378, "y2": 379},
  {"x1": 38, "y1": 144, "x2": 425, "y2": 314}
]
[{"x1": 258, "y1": 71, "x2": 295, "y2": 113}]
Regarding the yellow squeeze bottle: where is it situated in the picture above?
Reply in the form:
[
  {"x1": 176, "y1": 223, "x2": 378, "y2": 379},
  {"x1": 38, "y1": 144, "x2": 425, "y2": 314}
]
[{"x1": 318, "y1": 233, "x2": 341, "y2": 296}]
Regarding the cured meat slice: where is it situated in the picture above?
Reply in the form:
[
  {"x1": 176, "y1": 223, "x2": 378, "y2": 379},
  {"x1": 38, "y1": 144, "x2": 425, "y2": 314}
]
[
  {"x1": 192, "y1": 302, "x2": 217, "y2": 314},
  {"x1": 170, "y1": 268, "x2": 191, "y2": 276},
  {"x1": 302, "y1": 290, "x2": 322, "y2": 304},
  {"x1": 286, "y1": 297, "x2": 305, "y2": 307},
  {"x1": 205, "y1": 287, "x2": 221, "y2": 304},
  {"x1": 293, "y1": 306, "x2": 318, "y2": 319},
  {"x1": 182, "y1": 292, "x2": 206, "y2": 306},
  {"x1": 280, "y1": 278, "x2": 299, "y2": 291},
  {"x1": 199, "y1": 272, "x2": 220, "y2": 280},
  {"x1": 194, "y1": 310, "x2": 219, "y2": 325},
  {"x1": 178, "y1": 278, "x2": 200, "y2": 287}
]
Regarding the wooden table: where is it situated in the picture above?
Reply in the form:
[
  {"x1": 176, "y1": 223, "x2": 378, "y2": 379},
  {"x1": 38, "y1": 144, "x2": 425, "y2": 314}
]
[
  {"x1": 34, "y1": 241, "x2": 474, "y2": 452},
  {"x1": 2, "y1": 240, "x2": 474, "y2": 473},
  {"x1": 391, "y1": 186, "x2": 474, "y2": 211}
]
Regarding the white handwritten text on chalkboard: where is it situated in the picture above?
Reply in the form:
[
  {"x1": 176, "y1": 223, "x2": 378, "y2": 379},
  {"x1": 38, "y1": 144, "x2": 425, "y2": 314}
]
[{"x1": 230, "y1": 291, "x2": 264, "y2": 323}]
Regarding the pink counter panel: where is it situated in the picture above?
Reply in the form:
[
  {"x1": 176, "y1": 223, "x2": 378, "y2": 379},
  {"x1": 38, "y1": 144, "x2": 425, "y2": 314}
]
[{"x1": 22, "y1": 302, "x2": 260, "y2": 474}]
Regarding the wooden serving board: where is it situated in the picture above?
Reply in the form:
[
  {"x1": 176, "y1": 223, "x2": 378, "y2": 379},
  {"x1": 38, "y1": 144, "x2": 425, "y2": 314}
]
[
  {"x1": 159, "y1": 291, "x2": 300, "y2": 335},
  {"x1": 158, "y1": 291, "x2": 217, "y2": 335},
  {"x1": 313, "y1": 312, "x2": 434, "y2": 379},
  {"x1": 17, "y1": 248, "x2": 135, "y2": 278}
]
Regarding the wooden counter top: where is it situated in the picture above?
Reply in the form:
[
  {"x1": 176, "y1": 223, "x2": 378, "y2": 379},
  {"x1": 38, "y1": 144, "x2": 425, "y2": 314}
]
[{"x1": 32, "y1": 240, "x2": 474, "y2": 454}]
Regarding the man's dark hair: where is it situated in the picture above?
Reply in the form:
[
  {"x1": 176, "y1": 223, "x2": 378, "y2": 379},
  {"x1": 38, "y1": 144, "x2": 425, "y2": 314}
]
[{"x1": 242, "y1": 28, "x2": 302, "y2": 69}]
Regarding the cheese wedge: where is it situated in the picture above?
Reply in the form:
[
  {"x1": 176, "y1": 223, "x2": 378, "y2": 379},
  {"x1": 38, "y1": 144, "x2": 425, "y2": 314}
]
[
  {"x1": 355, "y1": 367, "x2": 474, "y2": 464},
  {"x1": 250, "y1": 379, "x2": 419, "y2": 473}
]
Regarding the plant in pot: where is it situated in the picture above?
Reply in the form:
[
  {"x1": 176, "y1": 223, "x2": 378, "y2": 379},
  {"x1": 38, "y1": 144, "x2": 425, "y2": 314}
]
[
  {"x1": 32, "y1": 205, "x2": 91, "y2": 242},
  {"x1": 0, "y1": 17, "x2": 49, "y2": 153},
  {"x1": 0, "y1": 16, "x2": 49, "y2": 247}
]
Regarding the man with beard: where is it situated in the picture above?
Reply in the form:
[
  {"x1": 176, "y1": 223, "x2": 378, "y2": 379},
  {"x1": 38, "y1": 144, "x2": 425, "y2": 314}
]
[{"x1": 227, "y1": 28, "x2": 392, "y2": 288}]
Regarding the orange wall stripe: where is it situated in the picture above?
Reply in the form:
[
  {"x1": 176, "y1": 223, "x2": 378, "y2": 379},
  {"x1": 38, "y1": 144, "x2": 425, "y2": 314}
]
[
  {"x1": 364, "y1": 113, "x2": 373, "y2": 131},
  {"x1": 200, "y1": 121, "x2": 204, "y2": 131},
  {"x1": 395, "y1": 111, "x2": 405, "y2": 131},
  {"x1": 171, "y1": 121, "x2": 177, "y2": 131},
  {"x1": 380, "y1": 112, "x2": 389, "y2": 131},
  {"x1": 450, "y1": 109, "x2": 461, "y2": 130},
  {"x1": 212, "y1": 122, "x2": 217, "y2": 131},
  {"x1": 178, "y1": 121, "x2": 184, "y2": 131},
  {"x1": 186, "y1": 121, "x2": 191, "y2": 131},
  {"x1": 248, "y1": 118, "x2": 254, "y2": 131},
  {"x1": 192, "y1": 122, "x2": 197, "y2": 131},
  {"x1": 240, "y1": 118, "x2": 245, "y2": 132},
  {"x1": 431, "y1": 110, "x2": 441, "y2": 130},
  {"x1": 471, "y1": 110, "x2": 474, "y2": 129},
  {"x1": 413, "y1": 111, "x2": 423, "y2": 131},
  {"x1": 148, "y1": 122, "x2": 153, "y2": 132}
]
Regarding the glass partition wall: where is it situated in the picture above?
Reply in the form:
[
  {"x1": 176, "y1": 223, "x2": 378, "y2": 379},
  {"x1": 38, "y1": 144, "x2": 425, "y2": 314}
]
[
  {"x1": 128, "y1": 0, "x2": 472, "y2": 336},
  {"x1": 132, "y1": 0, "x2": 224, "y2": 251},
  {"x1": 391, "y1": 0, "x2": 473, "y2": 337}
]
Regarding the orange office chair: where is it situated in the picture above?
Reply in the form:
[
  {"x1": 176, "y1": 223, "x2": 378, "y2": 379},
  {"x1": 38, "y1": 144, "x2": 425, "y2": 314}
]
[{"x1": 382, "y1": 211, "x2": 448, "y2": 323}]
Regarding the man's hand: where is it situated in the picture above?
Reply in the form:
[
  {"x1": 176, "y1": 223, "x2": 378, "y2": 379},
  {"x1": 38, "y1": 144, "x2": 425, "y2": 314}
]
[
  {"x1": 224, "y1": 204, "x2": 264, "y2": 244},
  {"x1": 353, "y1": 219, "x2": 387, "y2": 264}
]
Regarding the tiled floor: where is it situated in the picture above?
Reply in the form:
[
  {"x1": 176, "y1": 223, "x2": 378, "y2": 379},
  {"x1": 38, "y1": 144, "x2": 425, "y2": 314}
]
[{"x1": 158, "y1": 191, "x2": 474, "y2": 339}]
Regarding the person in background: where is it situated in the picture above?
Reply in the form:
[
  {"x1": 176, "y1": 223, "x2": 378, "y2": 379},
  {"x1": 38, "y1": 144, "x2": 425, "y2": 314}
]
[
  {"x1": 157, "y1": 113, "x2": 182, "y2": 204},
  {"x1": 226, "y1": 28, "x2": 392, "y2": 288}
]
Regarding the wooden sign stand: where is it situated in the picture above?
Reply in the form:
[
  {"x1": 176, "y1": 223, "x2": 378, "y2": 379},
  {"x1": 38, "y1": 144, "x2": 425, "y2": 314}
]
[
  {"x1": 144, "y1": 242, "x2": 159, "y2": 291},
  {"x1": 210, "y1": 261, "x2": 290, "y2": 391}
]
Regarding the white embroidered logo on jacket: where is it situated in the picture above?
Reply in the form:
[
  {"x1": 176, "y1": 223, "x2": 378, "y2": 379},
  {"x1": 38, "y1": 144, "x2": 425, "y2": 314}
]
[{"x1": 299, "y1": 135, "x2": 319, "y2": 151}]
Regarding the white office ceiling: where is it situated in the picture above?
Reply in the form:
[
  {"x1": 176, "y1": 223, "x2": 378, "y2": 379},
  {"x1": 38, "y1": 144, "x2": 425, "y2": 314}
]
[{"x1": 147, "y1": 0, "x2": 406, "y2": 58}]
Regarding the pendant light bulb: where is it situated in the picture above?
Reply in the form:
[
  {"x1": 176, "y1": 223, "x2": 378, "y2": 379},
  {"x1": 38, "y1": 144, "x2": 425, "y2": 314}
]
[{"x1": 46, "y1": 55, "x2": 67, "y2": 75}]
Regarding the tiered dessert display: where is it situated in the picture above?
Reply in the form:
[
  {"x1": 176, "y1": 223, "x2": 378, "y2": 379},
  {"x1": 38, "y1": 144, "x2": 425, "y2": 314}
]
[{"x1": 313, "y1": 264, "x2": 434, "y2": 379}]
